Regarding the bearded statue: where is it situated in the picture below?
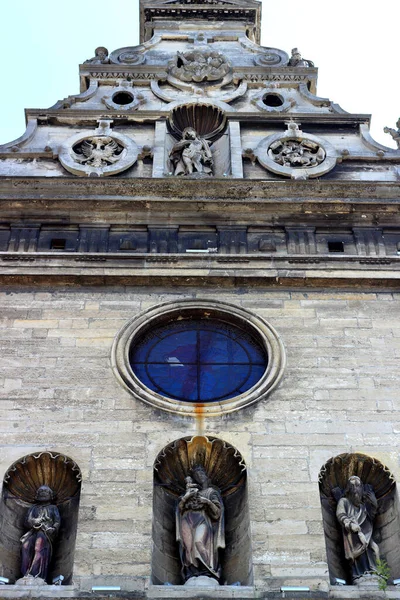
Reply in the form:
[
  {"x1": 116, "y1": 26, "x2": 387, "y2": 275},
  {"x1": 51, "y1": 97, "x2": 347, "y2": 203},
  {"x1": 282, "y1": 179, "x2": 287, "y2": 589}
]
[{"x1": 336, "y1": 475, "x2": 379, "y2": 583}]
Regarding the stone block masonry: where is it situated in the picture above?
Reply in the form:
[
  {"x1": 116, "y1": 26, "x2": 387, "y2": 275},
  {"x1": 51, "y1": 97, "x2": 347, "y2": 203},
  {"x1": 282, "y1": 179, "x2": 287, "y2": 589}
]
[{"x1": 1, "y1": 286, "x2": 400, "y2": 595}]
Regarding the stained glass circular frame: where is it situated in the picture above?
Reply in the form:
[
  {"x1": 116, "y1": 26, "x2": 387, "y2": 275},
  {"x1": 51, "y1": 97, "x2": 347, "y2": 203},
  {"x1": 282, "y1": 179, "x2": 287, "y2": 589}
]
[{"x1": 111, "y1": 300, "x2": 286, "y2": 416}]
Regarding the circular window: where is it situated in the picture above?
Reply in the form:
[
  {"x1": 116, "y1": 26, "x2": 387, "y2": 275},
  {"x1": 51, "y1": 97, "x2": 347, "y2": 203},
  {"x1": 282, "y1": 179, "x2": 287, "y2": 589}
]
[
  {"x1": 112, "y1": 91, "x2": 134, "y2": 105},
  {"x1": 263, "y1": 93, "x2": 284, "y2": 107},
  {"x1": 130, "y1": 318, "x2": 266, "y2": 402},
  {"x1": 112, "y1": 300, "x2": 286, "y2": 416}
]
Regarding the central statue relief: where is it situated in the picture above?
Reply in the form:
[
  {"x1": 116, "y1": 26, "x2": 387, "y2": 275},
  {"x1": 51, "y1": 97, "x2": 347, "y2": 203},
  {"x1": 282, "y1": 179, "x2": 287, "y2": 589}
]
[{"x1": 176, "y1": 465, "x2": 225, "y2": 584}]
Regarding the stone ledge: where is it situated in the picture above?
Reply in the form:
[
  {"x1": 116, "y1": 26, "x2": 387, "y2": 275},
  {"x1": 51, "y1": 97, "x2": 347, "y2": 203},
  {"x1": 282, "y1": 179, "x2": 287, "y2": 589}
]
[{"x1": 148, "y1": 585, "x2": 255, "y2": 599}]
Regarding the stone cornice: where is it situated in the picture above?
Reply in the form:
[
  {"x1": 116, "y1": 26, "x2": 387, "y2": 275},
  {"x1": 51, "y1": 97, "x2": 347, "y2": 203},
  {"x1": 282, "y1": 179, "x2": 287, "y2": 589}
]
[
  {"x1": 23, "y1": 109, "x2": 372, "y2": 128},
  {"x1": 1, "y1": 251, "x2": 400, "y2": 290},
  {"x1": 0, "y1": 176, "x2": 399, "y2": 201}
]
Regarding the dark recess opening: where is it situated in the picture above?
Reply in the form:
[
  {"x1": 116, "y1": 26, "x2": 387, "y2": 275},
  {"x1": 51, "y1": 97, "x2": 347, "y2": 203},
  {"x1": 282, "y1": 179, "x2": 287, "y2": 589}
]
[
  {"x1": 50, "y1": 238, "x2": 66, "y2": 250},
  {"x1": 328, "y1": 241, "x2": 344, "y2": 253},
  {"x1": 262, "y1": 94, "x2": 284, "y2": 107},
  {"x1": 112, "y1": 91, "x2": 134, "y2": 105}
]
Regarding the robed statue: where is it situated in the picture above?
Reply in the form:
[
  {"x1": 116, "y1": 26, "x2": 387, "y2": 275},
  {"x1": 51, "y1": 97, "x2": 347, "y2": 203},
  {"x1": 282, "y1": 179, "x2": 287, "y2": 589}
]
[
  {"x1": 176, "y1": 465, "x2": 225, "y2": 583},
  {"x1": 20, "y1": 485, "x2": 61, "y2": 582},
  {"x1": 336, "y1": 475, "x2": 379, "y2": 582},
  {"x1": 169, "y1": 128, "x2": 213, "y2": 176}
]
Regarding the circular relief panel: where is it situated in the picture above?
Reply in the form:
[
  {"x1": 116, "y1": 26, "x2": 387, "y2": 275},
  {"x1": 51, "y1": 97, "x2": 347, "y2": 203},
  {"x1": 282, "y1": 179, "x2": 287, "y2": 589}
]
[
  {"x1": 59, "y1": 131, "x2": 139, "y2": 177},
  {"x1": 111, "y1": 300, "x2": 286, "y2": 416},
  {"x1": 255, "y1": 130, "x2": 338, "y2": 179}
]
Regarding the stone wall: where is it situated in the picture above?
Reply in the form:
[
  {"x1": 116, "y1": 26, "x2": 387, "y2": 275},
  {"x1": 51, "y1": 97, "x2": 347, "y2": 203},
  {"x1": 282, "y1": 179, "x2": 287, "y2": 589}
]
[{"x1": 1, "y1": 286, "x2": 399, "y2": 593}]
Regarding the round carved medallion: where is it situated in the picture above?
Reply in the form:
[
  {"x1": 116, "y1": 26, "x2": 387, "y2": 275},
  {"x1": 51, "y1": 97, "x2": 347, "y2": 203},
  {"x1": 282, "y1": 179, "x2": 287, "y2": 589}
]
[
  {"x1": 255, "y1": 123, "x2": 339, "y2": 179},
  {"x1": 59, "y1": 131, "x2": 139, "y2": 177}
]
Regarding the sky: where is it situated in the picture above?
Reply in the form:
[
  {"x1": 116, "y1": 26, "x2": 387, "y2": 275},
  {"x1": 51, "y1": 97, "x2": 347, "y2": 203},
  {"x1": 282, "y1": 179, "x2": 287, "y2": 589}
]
[{"x1": 0, "y1": 0, "x2": 399, "y2": 147}]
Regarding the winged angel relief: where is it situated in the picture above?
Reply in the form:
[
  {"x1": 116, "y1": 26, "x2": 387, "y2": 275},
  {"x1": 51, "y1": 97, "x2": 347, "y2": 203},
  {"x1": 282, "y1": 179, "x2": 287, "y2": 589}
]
[{"x1": 72, "y1": 136, "x2": 124, "y2": 168}]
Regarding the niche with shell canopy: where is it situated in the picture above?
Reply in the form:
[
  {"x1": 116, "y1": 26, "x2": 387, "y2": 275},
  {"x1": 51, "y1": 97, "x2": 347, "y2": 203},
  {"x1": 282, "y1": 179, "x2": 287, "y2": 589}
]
[
  {"x1": 152, "y1": 435, "x2": 252, "y2": 585},
  {"x1": 0, "y1": 452, "x2": 82, "y2": 584},
  {"x1": 166, "y1": 103, "x2": 234, "y2": 177},
  {"x1": 319, "y1": 453, "x2": 400, "y2": 584}
]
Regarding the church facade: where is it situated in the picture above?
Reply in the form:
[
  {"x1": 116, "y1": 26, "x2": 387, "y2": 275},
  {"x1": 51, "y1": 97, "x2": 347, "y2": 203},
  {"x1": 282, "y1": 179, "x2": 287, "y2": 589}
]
[{"x1": 1, "y1": 0, "x2": 400, "y2": 598}]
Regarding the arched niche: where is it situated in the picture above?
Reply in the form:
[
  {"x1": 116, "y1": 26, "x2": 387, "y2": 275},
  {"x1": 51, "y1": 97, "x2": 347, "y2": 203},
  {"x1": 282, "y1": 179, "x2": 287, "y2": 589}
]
[
  {"x1": 152, "y1": 435, "x2": 252, "y2": 586},
  {"x1": 319, "y1": 453, "x2": 400, "y2": 584},
  {"x1": 0, "y1": 451, "x2": 82, "y2": 584}
]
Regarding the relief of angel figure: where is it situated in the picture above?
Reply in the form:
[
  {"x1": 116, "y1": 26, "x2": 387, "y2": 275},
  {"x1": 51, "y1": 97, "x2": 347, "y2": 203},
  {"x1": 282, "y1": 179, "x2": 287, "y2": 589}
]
[
  {"x1": 169, "y1": 128, "x2": 213, "y2": 176},
  {"x1": 73, "y1": 137, "x2": 123, "y2": 169}
]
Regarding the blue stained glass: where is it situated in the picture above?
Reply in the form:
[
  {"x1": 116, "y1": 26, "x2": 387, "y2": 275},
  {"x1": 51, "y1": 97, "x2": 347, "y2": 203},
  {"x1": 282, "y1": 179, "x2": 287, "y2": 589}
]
[
  {"x1": 129, "y1": 318, "x2": 267, "y2": 403},
  {"x1": 199, "y1": 364, "x2": 251, "y2": 401},
  {"x1": 146, "y1": 364, "x2": 198, "y2": 401}
]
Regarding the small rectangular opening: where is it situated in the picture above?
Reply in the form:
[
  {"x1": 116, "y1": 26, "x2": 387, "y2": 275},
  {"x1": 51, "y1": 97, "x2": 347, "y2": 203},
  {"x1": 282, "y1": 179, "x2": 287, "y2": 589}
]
[
  {"x1": 50, "y1": 238, "x2": 66, "y2": 250},
  {"x1": 328, "y1": 241, "x2": 344, "y2": 253},
  {"x1": 119, "y1": 239, "x2": 137, "y2": 251}
]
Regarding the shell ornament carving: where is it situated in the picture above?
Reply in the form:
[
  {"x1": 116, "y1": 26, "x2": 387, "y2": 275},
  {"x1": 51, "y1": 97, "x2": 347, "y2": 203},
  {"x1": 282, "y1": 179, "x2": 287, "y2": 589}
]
[
  {"x1": 154, "y1": 435, "x2": 246, "y2": 498},
  {"x1": 319, "y1": 453, "x2": 396, "y2": 501},
  {"x1": 3, "y1": 452, "x2": 82, "y2": 504},
  {"x1": 168, "y1": 103, "x2": 226, "y2": 141}
]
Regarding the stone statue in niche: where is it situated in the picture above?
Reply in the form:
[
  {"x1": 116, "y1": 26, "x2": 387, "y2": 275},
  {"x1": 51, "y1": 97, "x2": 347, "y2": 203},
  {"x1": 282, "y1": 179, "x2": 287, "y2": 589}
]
[
  {"x1": 336, "y1": 476, "x2": 379, "y2": 583},
  {"x1": 84, "y1": 46, "x2": 110, "y2": 64},
  {"x1": 288, "y1": 48, "x2": 314, "y2": 68},
  {"x1": 268, "y1": 137, "x2": 325, "y2": 168},
  {"x1": 176, "y1": 465, "x2": 225, "y2": 584},
  {"x1": 384, "y1": 119, "x2": 400, "y2": 149},
  {"x1": 169, "y1": 128, "x2": 213, "y2": 176},
  {"x1": 170, "y1": 49, "x2": 230, "y2": 83},
  {"x1": 72, "y1": 137, "x2": 124, "y2": 169},
  {"x1": 20, "y1": 485, "x2": 61, "y2": 583}
]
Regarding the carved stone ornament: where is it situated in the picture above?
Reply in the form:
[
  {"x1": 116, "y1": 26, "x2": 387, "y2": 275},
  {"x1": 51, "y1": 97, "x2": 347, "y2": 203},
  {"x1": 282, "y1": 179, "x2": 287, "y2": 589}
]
[
  {"x1": 84, "y1": 46, "x2": 110, "y2": 64},
  {"x1": 169, "y1": 127, "x2": 213, "y2": 176},
  {"x1": 59, "y1": 123, "x2": 139, "y2": 177},
  {"x1": 253, "y1": 52, "x2": 283, "y2": 67},
  {"x1": 168, "y1": 49, "x2": 232, "y2": 84},
  {"x1": 109, "y1": 47, "x2": 146, "y2": 65},
  {"x1": 288, "y1": 48, "x2": 314, "y2": 68},
  {"x1": 383, "y1": 118, "x2": 400, "y2": 149},
  {"x1": 255, "y1": 122, "x2": 339, "y2": 180}
]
